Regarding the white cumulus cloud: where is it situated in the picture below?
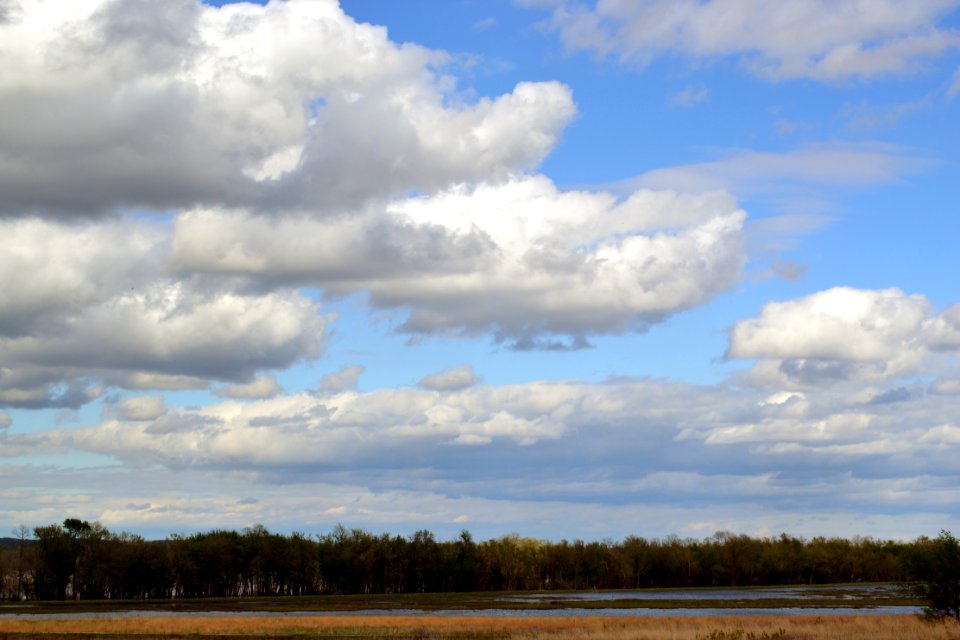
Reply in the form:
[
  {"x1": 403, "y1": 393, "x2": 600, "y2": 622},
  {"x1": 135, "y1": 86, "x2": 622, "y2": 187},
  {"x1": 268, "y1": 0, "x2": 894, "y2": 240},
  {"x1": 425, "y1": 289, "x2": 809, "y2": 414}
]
[
  {"x1": 728, "y1": 287, "x2": 960, "y2": 385},
  {"x1": 418, "y1": 365, "x2": 478, "y2": 391},
  {"x1": 0, "y1": 218, "x2": 325, "y2": 409},
  {"x1": 173, "y1": 177, "x2": 746, "y2": 345},
  {"x1": 0, "y1": 0, "x2": 575, "y2": 218},
  {"x1": 320, "y1": 365, "x2": 366, "y2": 393},
  {"x1": 214, "y1": 375, "x2": 284, "y2": 400},
  {"x1": 117, "y1": 396, "x2": 167, "y2": 422},
  {"x1": 0, "y1": 370, "x2": 951, "y2": 541}
]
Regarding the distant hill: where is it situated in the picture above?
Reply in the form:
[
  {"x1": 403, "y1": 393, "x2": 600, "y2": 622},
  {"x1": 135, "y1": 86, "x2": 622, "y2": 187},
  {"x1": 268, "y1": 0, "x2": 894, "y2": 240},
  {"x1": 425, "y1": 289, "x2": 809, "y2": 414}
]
[{"x1": 0, "y1": 537, "x2": 34, "y2": 549}]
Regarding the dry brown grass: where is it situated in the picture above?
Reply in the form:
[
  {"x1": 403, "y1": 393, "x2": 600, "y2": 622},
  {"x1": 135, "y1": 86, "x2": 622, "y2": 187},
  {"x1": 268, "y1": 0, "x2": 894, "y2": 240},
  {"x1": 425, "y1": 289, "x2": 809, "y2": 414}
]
[{"x1": 0, "y1": 614, "x2": 958, "y2": 639}]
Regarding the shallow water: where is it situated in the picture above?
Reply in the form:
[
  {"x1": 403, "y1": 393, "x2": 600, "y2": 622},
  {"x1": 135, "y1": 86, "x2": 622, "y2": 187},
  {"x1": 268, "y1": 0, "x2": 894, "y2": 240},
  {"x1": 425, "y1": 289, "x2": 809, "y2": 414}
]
[
  {"x1": 0, "y1": 605, "x2": 923, "y2": 620},
  {"x1": 506, "y1": 584, "x2": 904, "y2": 602},
  {"x1": 0, "y1": 585, "x2": 920, "y2": 620}
]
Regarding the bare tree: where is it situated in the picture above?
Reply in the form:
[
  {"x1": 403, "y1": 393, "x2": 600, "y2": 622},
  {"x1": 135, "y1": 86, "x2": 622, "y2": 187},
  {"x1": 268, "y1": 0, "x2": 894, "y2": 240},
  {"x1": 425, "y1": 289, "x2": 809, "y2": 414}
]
[{"x1": 13, "y1": 524, "x2": 30, "y2": 600}]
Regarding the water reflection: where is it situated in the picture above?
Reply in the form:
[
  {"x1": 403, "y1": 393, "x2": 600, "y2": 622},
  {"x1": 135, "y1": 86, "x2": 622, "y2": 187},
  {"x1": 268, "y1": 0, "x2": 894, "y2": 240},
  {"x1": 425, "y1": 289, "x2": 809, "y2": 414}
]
[
  {"x1": 0, "y1": 605, "x2": 923, "y2": 620},
  {"x1": 507, "y1": 584, "x2": 906, "y2": 602},
  {"x1": 0, "y1": 585, "x2": 920, "y2": 620}
]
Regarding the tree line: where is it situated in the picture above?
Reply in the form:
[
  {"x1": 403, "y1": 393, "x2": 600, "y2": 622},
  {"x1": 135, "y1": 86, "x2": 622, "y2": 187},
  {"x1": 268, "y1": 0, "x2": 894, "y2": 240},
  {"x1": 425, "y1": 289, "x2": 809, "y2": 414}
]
[{"x1": 0, "y1": 519, "x2": 949, "y2": 601}]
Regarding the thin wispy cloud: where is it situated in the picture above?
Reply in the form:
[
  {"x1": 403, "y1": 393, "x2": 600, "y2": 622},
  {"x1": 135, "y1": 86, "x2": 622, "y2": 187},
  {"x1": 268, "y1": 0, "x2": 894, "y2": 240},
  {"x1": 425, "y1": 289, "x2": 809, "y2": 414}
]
[
  {"x1": 671, "y1": 85, "x2": 709, "y2": 107},
  {"x1": 530, "y1": 0, "x2": 960, "y2": 80}
]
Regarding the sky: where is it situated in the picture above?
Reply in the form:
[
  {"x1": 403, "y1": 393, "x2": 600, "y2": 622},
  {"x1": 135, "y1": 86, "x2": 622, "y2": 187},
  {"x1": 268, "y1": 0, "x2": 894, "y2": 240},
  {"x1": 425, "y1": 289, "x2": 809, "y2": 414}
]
[{"x1": 1, "y1": 0, "x2": 959, "y2": 543}]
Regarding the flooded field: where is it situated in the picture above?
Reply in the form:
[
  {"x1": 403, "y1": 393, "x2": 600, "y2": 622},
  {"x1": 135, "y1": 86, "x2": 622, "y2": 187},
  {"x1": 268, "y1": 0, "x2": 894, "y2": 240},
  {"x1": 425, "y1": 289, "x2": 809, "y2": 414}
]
[
  {"x1": 0, "y1": 584, "x2": 922, "y2": 619},
  {"x1": 506, "y1": 583, "x2": 904, "y2": 602}
]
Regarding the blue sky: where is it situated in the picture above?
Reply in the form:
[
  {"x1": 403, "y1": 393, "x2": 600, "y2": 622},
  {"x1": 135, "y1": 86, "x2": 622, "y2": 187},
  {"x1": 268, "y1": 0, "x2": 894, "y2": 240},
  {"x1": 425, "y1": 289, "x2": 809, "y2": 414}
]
[{"x1": 1, "y1": 0, "x2": 959, "y2": 541}]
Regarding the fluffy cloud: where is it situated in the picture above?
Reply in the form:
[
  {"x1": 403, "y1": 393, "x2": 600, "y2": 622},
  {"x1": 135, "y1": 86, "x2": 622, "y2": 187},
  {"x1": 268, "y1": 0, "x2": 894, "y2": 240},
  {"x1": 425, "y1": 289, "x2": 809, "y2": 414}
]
[
  {"x1": 51, "y1": 382, "x2": 583, "y2": 468},
  {"x1": 924, "y1": 303, "x2": 960, "y2": 350},
  {"x1": 0, "y1": 218, "x2": 160, "y2": 336},
  {"x1": 121, "y1": 373, "x2": 211, "y2": 391},
  {"x1": 117, "y1": 396, "x2": 167, "y2": 421},
  {"x1": 0, "y1": 0, "x2": 574, "y2": 218},
  {"x1": 0, "y1": 1, "x2": 748, "y2": 403},
  {"x1": 729, "y1": 287, "x2": 930, "y2": 362},
  {"x1": 931, "y1": 378, "x2": 960, "y2": 395},
  {"x1": 0, "y1": 218, "x2": 325, "y2": 408},
  {"x1": 418, "y1": 365, "x2": 478, "y2": 391},
  {"x1": 0, "y1": 411, "x2": 10, "y2": 429},
  {"x1": 319, "y1": 365, "x2": 365, "y2": 393},
  {"x1": 529, "y1": 0, "x2": 960, "y2": 80},
  {"x1": 3, "y1": 372, "x2": 954, "y2": 538},
  {"x1": 173, "y1": 177, "x2": 746, "y2": 344},
  {"x1": 25, "y1": 375, "x2": 943, "y2": 476},
  {"x1": 214, "y1": 375, "x2": 284, "y2": 400},
  {"x1": 728, "y1": 287, "x2": 960, "y2": 385}
]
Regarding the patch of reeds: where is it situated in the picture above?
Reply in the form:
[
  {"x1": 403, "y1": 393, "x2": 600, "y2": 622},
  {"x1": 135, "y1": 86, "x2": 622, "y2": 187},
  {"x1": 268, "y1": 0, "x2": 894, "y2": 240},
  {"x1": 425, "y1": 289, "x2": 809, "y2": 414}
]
[{"x1": 1, "y1": 614, "x2": 958, "y2": 640}]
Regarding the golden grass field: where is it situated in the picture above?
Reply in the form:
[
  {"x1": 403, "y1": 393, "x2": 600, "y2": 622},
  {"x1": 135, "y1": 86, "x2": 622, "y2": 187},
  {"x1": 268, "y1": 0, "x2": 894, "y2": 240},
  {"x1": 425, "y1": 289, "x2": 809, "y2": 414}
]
[{"x1": 0, "y1": 614, "x2": 958, "y2": 639}]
